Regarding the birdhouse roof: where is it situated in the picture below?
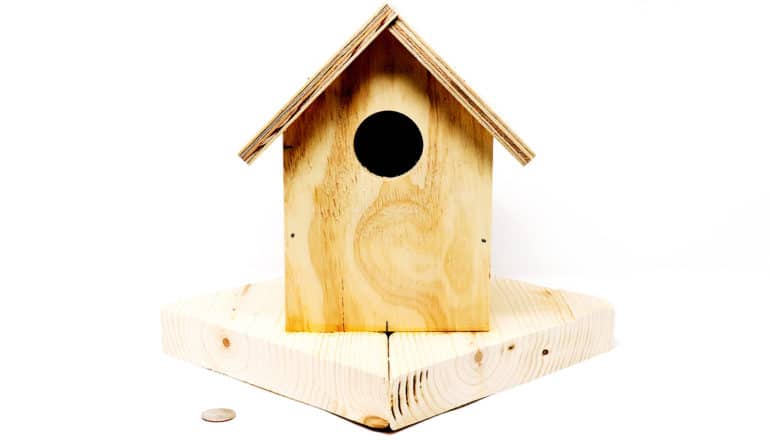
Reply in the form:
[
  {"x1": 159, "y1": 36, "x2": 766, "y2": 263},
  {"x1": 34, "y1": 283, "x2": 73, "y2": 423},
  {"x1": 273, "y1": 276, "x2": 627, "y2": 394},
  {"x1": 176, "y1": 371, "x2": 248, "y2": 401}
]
[{"x1": 238, "y1": 4, "x2": 535, "y2": 166}]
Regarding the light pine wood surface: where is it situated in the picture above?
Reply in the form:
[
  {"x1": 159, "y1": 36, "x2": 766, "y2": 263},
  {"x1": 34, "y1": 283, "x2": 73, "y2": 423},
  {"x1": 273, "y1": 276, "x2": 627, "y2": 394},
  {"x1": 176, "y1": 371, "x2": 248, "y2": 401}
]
[
  {"x1": 239, "y1": 5, "x2": 534, "y2": 166},
  {"x1": 161, "y1": 279, "x2": 390, "y2": 427},
  {"x1": 161, "y1": 278, "x2": 614, "y2": 431},
  {"x1": 238, "y1": 5, "x2": 398, "y2": 164},
  {"x1": 388, "y1": 19, "x2": 534, "y2": 165},
  {"x1": 387, "y1": 278, "x2": 614, "y2": 429},
  {"x1": 283, "y1": 32, "x2": 492, "y2": 332}
]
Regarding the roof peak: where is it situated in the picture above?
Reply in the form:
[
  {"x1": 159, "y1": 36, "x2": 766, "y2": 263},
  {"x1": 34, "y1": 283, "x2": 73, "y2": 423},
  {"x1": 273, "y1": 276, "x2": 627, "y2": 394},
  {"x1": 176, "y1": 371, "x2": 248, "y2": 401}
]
[{"x1": 239, "y1": 4, "x2": 534, "y2": 166}]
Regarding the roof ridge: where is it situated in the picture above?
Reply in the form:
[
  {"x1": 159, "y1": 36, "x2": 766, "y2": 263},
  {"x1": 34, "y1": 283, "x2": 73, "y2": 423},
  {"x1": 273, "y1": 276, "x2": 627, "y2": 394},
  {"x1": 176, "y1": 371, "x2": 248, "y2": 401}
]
[{"x1": 238, "y1": 4, "x2": 534, "y2": 166}]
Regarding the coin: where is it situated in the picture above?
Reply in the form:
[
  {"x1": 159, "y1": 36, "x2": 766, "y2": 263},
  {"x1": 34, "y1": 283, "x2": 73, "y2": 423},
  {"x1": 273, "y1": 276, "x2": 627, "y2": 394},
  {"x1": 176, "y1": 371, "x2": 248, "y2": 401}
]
[{"x1": 201, "y1": 408, "x2": 236, "y2": 423}]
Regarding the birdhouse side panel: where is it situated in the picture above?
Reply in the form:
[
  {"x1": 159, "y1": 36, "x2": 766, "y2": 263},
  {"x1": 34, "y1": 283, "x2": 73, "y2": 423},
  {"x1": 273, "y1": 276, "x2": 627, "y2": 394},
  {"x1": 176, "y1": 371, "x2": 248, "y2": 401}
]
[{"x1": 283, "y1": 33, "x2": 492, "y2": 332}]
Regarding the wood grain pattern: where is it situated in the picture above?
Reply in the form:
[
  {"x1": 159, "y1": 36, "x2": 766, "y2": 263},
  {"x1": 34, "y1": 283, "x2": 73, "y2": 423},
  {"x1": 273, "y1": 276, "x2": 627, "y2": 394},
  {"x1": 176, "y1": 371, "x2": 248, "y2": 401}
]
[
  {"x1": 387, "y1": 279, "x2": 614, "y2": 429},
  {"x1": 388, "y1": 18, "x2": 534, "y2": 165},
  {"x1": 161, "y1": 278, "x2": 615, "y2": 431},
  {"x1": 238, "y1": 5, "x2": 398, "y2": 164},
  {"x1": 161, "y1": 279, "x2": 390, "y2": 428},
  {"x1": 283, "y1": 32, "x2": 492, "y2": 332},
  {"x1": 238, "y1": 5, "x2": 534, "y2": 166}
]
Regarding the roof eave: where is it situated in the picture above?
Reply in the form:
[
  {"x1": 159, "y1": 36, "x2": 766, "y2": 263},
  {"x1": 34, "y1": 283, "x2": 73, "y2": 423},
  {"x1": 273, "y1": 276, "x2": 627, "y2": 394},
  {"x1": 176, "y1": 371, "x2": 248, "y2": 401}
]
[
  {"x1": 238, "y1": 4, "x2": 398, "y2": 164},
  {"x1": 238, "y1": 4, "x2": 534, "y2": 166}
]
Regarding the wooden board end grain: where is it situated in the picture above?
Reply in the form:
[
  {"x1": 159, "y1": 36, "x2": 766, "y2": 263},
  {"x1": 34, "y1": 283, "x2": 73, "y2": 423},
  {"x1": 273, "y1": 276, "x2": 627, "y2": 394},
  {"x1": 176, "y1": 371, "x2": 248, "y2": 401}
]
[{"x1": 161, "y1": 278, "x2": 614, "y2": 430}]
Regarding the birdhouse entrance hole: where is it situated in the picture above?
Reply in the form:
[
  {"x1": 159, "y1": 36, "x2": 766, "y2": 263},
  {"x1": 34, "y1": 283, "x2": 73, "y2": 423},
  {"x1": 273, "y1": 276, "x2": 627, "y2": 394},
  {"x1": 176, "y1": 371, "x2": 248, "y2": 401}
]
[{"x1": 353, "y1": 110, "x2": 423, "y2": 177}]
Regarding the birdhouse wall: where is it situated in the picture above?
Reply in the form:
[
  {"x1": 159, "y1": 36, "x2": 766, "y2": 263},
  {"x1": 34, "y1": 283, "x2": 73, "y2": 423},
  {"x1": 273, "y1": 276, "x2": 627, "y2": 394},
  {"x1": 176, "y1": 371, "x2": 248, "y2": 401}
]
[{"x1": 283, "y1": 32, "x2": 492, "y2": 332}]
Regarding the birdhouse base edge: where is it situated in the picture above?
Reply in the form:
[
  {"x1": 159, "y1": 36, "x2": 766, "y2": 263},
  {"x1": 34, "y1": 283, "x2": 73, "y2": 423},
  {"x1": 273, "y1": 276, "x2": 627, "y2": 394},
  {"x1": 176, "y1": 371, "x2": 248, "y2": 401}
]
[{"x1": 161, "y1": 278, "x2": 614, "y2": 431}]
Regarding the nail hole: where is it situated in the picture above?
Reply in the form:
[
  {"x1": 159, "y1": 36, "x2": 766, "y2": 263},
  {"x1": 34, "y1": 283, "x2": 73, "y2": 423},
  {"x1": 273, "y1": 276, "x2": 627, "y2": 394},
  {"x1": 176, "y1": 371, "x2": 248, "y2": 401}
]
[
  {"x1": 507, "y1": 344, "x2": 515, "y2": 351},
  {"x1": 290, "y1": 233, "x2": 295, "y2": 238},
  {"x1": 481, "y1": 238, "x2": 487, "y2": 243},
  {"x1": 222, "y1": 337, "x2": 230, "y2": 348},
  {"x1": 542, "y1": 349, "x2": 549, "y2": 356}
]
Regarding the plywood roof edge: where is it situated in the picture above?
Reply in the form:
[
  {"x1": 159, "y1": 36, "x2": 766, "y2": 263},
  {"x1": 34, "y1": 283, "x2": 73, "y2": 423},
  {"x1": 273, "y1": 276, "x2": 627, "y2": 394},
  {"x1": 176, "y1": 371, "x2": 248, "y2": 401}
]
[
  {"x1": 387, "y1": 18, "x2": 534, "y2": 165},
  {"x1": 238, "y1": 4, "x2": 535, "y2": 166},
  {"x1": 238, "y1": 4, "x2": 399, "y2": 164}
]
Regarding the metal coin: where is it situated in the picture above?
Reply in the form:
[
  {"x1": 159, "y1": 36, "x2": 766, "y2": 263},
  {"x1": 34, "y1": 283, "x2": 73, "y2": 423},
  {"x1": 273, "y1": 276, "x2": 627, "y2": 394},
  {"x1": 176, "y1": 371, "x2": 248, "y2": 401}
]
[{"x1": 201, "y1": 408, "x2": 236, "y2": 423}]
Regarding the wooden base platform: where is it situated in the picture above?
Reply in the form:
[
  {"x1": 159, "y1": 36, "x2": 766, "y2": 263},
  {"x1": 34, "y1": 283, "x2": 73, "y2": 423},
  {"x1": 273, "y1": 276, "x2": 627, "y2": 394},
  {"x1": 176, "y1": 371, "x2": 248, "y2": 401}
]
[{"x1": 161, "y1": 278, "x2": 614, "y2": 431}]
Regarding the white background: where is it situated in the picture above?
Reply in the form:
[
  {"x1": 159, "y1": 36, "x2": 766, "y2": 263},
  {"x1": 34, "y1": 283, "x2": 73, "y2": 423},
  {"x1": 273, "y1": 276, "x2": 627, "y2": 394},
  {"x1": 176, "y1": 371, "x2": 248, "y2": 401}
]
[{"x1": 1, "y1": 0, "x2": 769, "y2": 438}]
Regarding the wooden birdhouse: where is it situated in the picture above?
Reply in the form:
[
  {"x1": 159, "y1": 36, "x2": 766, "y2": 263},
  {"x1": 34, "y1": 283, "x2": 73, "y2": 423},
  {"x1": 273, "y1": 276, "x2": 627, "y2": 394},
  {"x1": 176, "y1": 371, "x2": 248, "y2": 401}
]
[
  {"x1": 162, "y1": 5, "x2": 614, "y2": 431},
  {"x1": 238, "y1": 5, "x2": 534, "y2": 333}
]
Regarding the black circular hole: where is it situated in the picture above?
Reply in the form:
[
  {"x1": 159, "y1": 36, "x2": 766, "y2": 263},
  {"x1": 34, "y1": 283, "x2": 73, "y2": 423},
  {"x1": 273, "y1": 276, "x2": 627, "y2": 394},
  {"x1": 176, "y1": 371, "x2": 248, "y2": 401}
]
[{"x1": 353, "y1": 111, "x2": 423, "y2": 178}]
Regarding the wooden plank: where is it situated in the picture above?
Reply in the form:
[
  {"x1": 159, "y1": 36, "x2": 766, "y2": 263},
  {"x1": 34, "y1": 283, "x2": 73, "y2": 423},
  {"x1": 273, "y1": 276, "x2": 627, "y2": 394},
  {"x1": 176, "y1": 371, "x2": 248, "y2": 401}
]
[
  {"x1": 161, "y1": 279, "x2": 391, "y2": 429},
  {"x1": 388, "y1": 18, "x2": 535, "y2": 165},
  {"x1": 283, "y1": 32, "x2": 492, "y2": 332},
  {"x1": 161, "y1": 278, "x2": 614, "y2": 431},
  {"x1": 387, "y1": 279, "x2": 614, "y2": 429},
  {"x1": 238, "y1": 4, "x2": 398, "y2": 164}
]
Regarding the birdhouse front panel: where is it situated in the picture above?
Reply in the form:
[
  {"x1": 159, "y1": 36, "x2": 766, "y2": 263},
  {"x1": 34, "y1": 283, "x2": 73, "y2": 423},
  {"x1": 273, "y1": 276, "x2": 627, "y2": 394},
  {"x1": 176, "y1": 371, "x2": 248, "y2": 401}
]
[{"x1": 283, "y1": 33, "x2": 492, "y2": 332}]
